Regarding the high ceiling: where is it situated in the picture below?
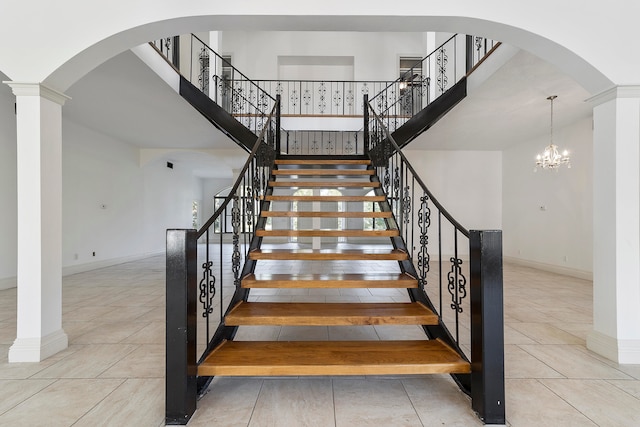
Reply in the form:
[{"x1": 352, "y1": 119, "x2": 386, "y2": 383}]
[{"x1": 63, "y1": 43, "x2": 592, "y2": 178}]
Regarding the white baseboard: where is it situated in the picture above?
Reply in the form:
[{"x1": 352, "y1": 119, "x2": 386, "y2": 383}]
[
  {"x1": 61, "y1": 251, "x2": 165, "y2": 277},
  {"x1": 8, "y1": 329, "x2": 68, "y2": 362},
  {"x1": 503, "y1": 256, "x2": 592, "y2": 281},
  {"x1": 587, "y1": 330, "x2": 640, "y2": 364}
]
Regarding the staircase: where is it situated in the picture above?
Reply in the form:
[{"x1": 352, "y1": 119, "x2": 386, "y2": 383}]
[{"x1": 197, "y1": 156, "x2": 470, "y2": 377}]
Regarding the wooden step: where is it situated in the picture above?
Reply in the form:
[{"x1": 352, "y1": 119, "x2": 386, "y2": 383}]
[
  {"x1": 269, "y1": 181, "x2": 380, "y2": 188},
  {"x1": 261, "y1": 211, "x2": 392, "y2": 218},
  {"x1": 265, "y1": 195, "x2": 386, "y2": 202},
  {"x1": 198, "y1": 339, "x2": 470, "y2": 376},
  {"x1": 249, "y1": 248, "x2": 408, "y2": 261},
  {"x1": 272, "y1": 169, "x2": 374, "y2": 176},
  {"x1": 225, "y1": 302, "x2": 438, "y2": 326},
  {"x1": 255, "y1": 229, "x2": 398, "y2": 238},
  {"x1": 241, "y1": 273, "x2": 418, "y2": 288},
  {"x1": 275, "y1": 159, "x2": 371, "y2": 165}
]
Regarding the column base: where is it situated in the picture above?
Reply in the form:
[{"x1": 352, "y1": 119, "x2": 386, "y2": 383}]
[
  {"x1": 8, "y1": 329, "x2": 68, "y2": 362},
  {"x1": 587, "y1": 330, "x2": 640, "y2": 364}
]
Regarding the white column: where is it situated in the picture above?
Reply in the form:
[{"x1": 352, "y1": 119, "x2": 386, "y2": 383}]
[
  {"x1": 587, "y1": 86, "x2": 640, "y2": 364},
  {"x1": 4, "y1": 82, "x2": 70, "y2": 362}
]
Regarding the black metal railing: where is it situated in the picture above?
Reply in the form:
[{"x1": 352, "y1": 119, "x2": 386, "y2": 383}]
[
  {"x1": 370, "y1": 34, "x2": 498, "y2": 132},
  {"x1": 166, "y1": 102, "x2": 278, "y2": 425},
  {"x1": 365, "y1": 99, "x2": 505, "y2": 424},
  {"x1": 281, "y1": 130, "x2": 364, "y2": 155},
  {"x1": 151, "y1": 36, "x2": 180, "y2": 69},
  {"x1": 249, "y1": 80, "x2": 394, "y2": 116}
]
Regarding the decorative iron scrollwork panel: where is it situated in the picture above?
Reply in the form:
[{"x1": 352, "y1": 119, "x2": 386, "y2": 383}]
[
  {"x1": 198, "y1": 261, "x2": 215, "y2": 317},
  {"x1": 447, "y1": 257, "x2": 467, "y2": 313}
]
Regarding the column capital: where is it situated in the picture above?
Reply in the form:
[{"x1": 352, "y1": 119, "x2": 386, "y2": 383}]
[
  {"x1": 2, "y1": 81, "x2": 71, "y2": 105},
  {"x1": 587, "y1": 84, "x2": 640, "y2": 106}
]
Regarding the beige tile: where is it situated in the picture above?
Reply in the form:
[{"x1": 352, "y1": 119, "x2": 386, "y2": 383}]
[
  {"x1": 278, "y1": 326, "x2": 329, "y2": 341},
  {"x1": 541, "y1": 379, "x2": 640, "y2": 427},
  {"x1": 402, "y1": 376, "x2": 482, "y2": 426},
  {"x1": 122, "y1": 322, "x2": 164, "y2": 344},
  {"x1": 32, "y1": 344, "x2": 138, "y2": 378},
  {"x1": 505, "y1": 345, "x2": 563, "y2": 379},
  {"x1": 0, "y1": 379, "x2": 55, "y2": 414},
  {"x1": 504, "y1": 325, "x2": 537, "y2": 345},
  {"x1": 74, "y1": 378, "x2": 164, "y2": 427},
  {"x1": 505, "y1": 379, "x2": 597, "y2": 426},
  {"x1": 608, "y1": 379, "x2": 640, "y2": 399},
  {"x1": 0, "y1": 378, "x2": 123, "y2": 426},
  {"x1": 509, "y1": 322, "x2": 584, "y2": 345},
  {"x1": 234, "y1": 325, "x2": 282, "y2": 341},
  {"x1": 333, "y1": 379, "x2": 422, "y2": 426},
  {"x1": 250, "y1": 379, "x2": 334, "y2": 427},
  {"x1": 374, "y1": 325, "x2": 426, "y2": 340},
  {"x1": 189, "y1": 377, "x2": 263, "y2": 426},
  {"x1": 519, "y1": 344, "x2": 632, "y2": 379},
  {"x1": 99, "y1": 344, "x2": 164, "y2": 378},
  {"x1": 63, "y1": 306, "x2": 120, "y2": 322},
  {"x1": 74, "y1": 321, "x2": 149, "y2": 344},
  {"x1": 328, "y1": 325, "x2": 379, "y2": 340}
]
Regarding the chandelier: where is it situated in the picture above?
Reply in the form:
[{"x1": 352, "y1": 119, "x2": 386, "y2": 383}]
[{"x1": 535, "y1": 95, "x2": 570, "y2": 170}]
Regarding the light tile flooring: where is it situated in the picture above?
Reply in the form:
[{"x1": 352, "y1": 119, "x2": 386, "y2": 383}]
[{"x1": 1, "y1": 252, "x2": 639, "y2": 426}]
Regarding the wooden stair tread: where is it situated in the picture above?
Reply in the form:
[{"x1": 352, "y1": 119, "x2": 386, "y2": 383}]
[
  {"x1": 256, "y1": 229, "x2": 398, "y2": 237},
  {"x1": 275, "y1": 159, "x2": 371, "y2": 165},
  {"x1": 265, "y1": 195, "x2": 386, "y2": 202},
  {"x1": 272, "y1": 169, "x2": 374, "y2": 176},
  {"x1": 269, "y1": 181, "x2": 380, "y2": 188},
  {"x1": 261, "y1": 211, "x2": 392, "y2": 218},
  {"x1": 242, "y1": 273, "x2": 418, "y2": 288},
  {"x1": 226, "y1": 302, "x2": 437, "y2": 326},
  {"x1": 249, "y1": 248, "x2": 408, "y2": 260},
  {"x1": 198, "y1": 340, "x2": 470, "y2": 376}
]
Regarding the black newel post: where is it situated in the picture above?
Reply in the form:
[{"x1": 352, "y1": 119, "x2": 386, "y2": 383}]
[
  {"x1": 166, "y1": 229, "x2": 198, "y2": 425},
  {"x1": 470, "y1": 230, "x2": 505, "y2": 425},
  {"x1": 275, "y1": 94, "x2": 281, "y2": 154},
  {"x1": 363, "y1": 94, "x2": 370, "y2": 154}
]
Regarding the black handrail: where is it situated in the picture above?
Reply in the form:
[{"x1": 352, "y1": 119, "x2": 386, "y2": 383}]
[
  {"x1": 367, "y1": 101, "x2": 469, "y2": 237},
  {"x1": 197, "y1": 103, "x2": 277, "y2": 236}
]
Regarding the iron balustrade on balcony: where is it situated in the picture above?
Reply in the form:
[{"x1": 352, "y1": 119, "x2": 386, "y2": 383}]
[
  {"x1": 370, "y1": 34, "x2": 498, "y2": 133},
  {"x1": 365, "y1": 98, "x2": 505, "y2": 424},
  {"x1": 151, "y1": 36, "x2": 180, "y2": 69},
  {"x1": 166, "y1": 102, "x2": 278, "y2": 424},
  {"x1": 186, "y1": 34, "x2": 277, "y2": 136},
  {"x1": 281, "y1": 130, "x2": 364, "y2": 155},
  {"x1": 247, "y1": 80, "x2": 394, "y2": 116}
]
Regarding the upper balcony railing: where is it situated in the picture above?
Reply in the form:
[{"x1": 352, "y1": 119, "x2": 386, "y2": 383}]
[{"x1": 370, "y1": 35, "x2": 498, "y2": 132}]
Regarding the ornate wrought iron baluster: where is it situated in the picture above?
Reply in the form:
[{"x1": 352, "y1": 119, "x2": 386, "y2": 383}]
[
  {"x1": 198, "y1": 48, "x2": 209, "y2": 96},
  {"x1": 448, "y1": 257, "x2": 467, "y2": 314},
  {"x1": 318, "y1": 82, "x2": 327, "y2": 113},
  {"x1": 231, "y1": 195, "x2": 241, "y2": 287},
  {"x1": 417, "y1": 193, "x2": 431, "y2": 288},
  {"x1": 437, "y1": 47, "x2": 448, "y2": 93},
  {"x1": 198, "y1": 261, "x2": 215, "y2": 318}
]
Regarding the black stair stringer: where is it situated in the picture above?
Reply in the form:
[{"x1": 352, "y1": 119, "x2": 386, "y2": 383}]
[
  {"x1": 391, "y1": 77, "x2": 467, "y2": 150},
  {"x1": 179, "y1": 76, "x2": 257, "y2": 153},
  {"x1": 368, "y1": 167, "x2": 472, "y2": 395}
]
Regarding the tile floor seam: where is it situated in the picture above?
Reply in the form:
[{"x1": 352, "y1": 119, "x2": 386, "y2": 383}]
[
  {"x1": 0, "y1": 378, "x2": 59, "y2": 417},
  {"x1": 537, "y1": 378, "x2": 602, "y2": 427},
  {"x1": 604, "y1": 378, "x2": 640, "y2": 402},
  {"x1": 400, "y1": 379, "x2": 426, "y2": 427},
  {"x1": 68, "y1": 378, "x2": 127, "y2": 426},
  {"x1": 246, "y1": 378, "x2": 265, "y2": 427},
  {"x1": 94, "y1": 344, "x2": 141, "y2": 379},
  {"x1": 331, "y1": 378, "x2": 337, "y2": 427}
]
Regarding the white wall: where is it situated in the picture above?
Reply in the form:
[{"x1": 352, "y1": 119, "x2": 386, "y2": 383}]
[
  {"x1": 220, "y1": 31, "x2": 429, "y2": 81},
  {"x1": 403, "y1": 150, "x2": 503, "y2": 230},
  {"x1": 62, "y1": 119, "x2": 200, "y2": 274},
  {"x1": 201, "y1": 177, "x2": 233, "y2": 224},
  {"x1": 0, "y1": 77, "x2": 17, "y2": 287},
  {"x1": 502, "y1": 117, "x2": 593, "y2": 276}
]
